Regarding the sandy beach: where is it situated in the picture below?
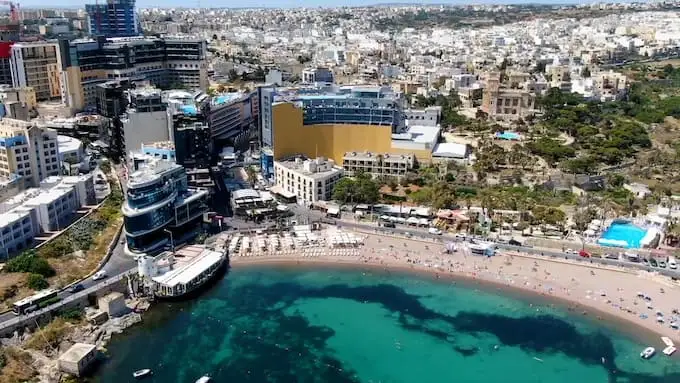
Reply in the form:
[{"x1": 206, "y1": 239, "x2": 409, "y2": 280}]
[{"x1": 227, "y1": 229, "x2": 680, "y2": 349}]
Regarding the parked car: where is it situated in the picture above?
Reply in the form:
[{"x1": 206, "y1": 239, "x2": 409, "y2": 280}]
[
  {"x1": 579, "y1": 250, "x2": 591, "y2": 258},
  {"x1": 428, "y1": 227, "x2": 443, "y2": 235},
  {"x1": 565, "y1": 248, "x2": 577, "y2": 255},
  {"x1": 380, "y1": 221, "x2": 396, "y2": 228},
  {"x1": 508, "y1": 239, "x2": 523, "y2": 247},
  {"x1": 92, "y1": 270, "x2": 107, "y2": 281},
  {"x1": 69, "y1": 283, "x2": 84, "y2": 293}
]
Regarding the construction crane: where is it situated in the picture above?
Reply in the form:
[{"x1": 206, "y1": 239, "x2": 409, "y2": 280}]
[{"x1": 0, "y1": 1, "x2": 19, "y2": 23}]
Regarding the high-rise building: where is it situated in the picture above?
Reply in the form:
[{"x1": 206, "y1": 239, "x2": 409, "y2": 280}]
[
  {"x1": 122, "y1": 158, "x2": 209, "y2": 255},
  {"x1": 85, "y1": 0, "x2": 139, "y2": 38},
  {"x1": 95, "y1": 79, "x2": 129, "y2": 160},
  {"x1": 60, "y1": 36, "x2": 208, "y2": 111},
  {"x1": 0, "y1": 118, "x2": 61, "y2": 189},
  {"x1": 10, "y1": 42, "x2": 63, "y2": 101},
  {"x1": 171, "y1": 106, "x2": 214, "y2": 190}
]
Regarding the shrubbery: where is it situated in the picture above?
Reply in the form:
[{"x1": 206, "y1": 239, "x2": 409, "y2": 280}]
[
  {"x1": 26, "y1": 274, "x2": 49, "y2": 290},
  {"x1": 5, "y1": 251, "x2": 55, "y2": 278}
]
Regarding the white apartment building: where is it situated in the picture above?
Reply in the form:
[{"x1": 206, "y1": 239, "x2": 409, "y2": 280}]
[
  {"x1": 0, "y1": 174, "x2": 95, "y2": 258},
  {"x1": 0, "y1": 208, "x2": 39, "y2": 259},
  {"x1": 23, "y1": 186, "x2": 78, "y2": 233},
  {"x1": 571, "y1": 71, "x2": 629, "y2": 102},
  {"x1": 40, "y1": 175, "x2": 96, "y2": 208},
  {"x1": 0, "y1": 119, "x2": 60, "y2": 189},
  {"x1": 274, "y1": 157, "x2": 343, "y2": 206},
  {"x1": 405, "y1": 106, "x2": 441, "y2": 127},
  {"x1": 342, "y1": 152, "x2": 414, "y2": 179}
]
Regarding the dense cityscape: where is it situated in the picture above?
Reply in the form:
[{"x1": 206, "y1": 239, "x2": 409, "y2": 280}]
[{"x1": 0, "y1": 0, "x2": 679, "y2": 382}]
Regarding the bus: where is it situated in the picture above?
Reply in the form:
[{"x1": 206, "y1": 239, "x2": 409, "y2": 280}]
[{"x1": 12, "y1": 289, "x2": 59, "y2": 315}]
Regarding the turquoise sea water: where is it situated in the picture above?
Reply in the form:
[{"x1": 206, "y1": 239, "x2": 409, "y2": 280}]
[{"x1": 94, "y1": 266, "x2": 680, "y2": 383}]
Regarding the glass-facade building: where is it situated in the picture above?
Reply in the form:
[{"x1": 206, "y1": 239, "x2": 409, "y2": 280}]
[
  {"x1": 269, "y1": 85, "x2": 404, "y2": 129},
  {"x1": 122, "y1": 159, "x2": 209, "y2": 255},
  {"x1": 86, "y1": 0, "x2": 139, "y2": 38}
]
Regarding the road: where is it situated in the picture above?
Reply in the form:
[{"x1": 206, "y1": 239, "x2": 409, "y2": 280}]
[
  {"x1": 0, "y1": 165, "x2": 137, "y2": 324},
  {"x1": 327, "y1": 216, "x2": 680, "y2": 279},
  {"x1": 4, "y1": 202, "x2": 679, "y2": 326}
]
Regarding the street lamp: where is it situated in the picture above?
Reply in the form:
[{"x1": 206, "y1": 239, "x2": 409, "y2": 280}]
[{"x1": 163, "y1": 229, "x2": 175, "y2": 253}]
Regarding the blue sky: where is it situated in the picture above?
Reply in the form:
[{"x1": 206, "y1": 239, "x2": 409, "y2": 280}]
[{"x1": 17, "y1": 0, "x2": 601, "y2": 9}]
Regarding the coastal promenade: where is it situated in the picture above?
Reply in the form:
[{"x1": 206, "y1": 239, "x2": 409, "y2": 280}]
[{"x1": 1, "y1": 213, "x2": 679, "y2": 340}]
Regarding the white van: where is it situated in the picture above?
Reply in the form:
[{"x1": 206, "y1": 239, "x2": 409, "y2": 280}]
[{"x1": 669, "y1": 256, "x2": 677, "y2": 270}]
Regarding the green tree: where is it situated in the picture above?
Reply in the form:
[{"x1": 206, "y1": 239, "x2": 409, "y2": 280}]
[
  {"x1": 356, "y1": 173, "x2": 379, "y2": 204},
  {"x1": 332, "y1": 178, "x2": 358, "y2": 204},
  {"x1": 27, "y1": 274, "x2": 49, "y2": 290}
]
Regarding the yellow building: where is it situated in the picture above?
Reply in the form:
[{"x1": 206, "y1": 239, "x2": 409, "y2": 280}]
[
  {"x1": 269, "y1": 103, "x2": 436, "y2": 165},
  {"x1": 271, "y1": 102, "x2": 393, "y2": 164}
]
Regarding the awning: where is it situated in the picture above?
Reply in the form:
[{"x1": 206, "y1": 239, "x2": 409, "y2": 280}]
[{"x1": 270, "y1": 185, "x2": 296, "y2": 199}]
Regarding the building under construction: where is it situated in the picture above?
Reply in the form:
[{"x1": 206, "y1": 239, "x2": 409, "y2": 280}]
[{"x1": 85, "y1": 0, "x2": 139, "y2": 38}]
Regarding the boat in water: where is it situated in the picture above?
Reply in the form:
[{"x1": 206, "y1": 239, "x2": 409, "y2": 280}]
[
  {"x1": 133, "y1": 369, "x2": 152, "y2": 379},
  {"x1": 640, "y1": 347, "x2": 656, "y2": 359},
  {"x1": 195, "y1": 375, "x2": 212, "y2": 383},
  {"x1": 138, "y1": 245, "x2": 229, "y2": 299}
]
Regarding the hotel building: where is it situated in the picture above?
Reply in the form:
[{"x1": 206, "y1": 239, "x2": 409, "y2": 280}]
[
  {"x1": 342, "y1": 151, "x2": 414, "y2": 179},
  {"x1": 273, "y1": 157, "x2": 343, "y2": 205},
  {"x1": 259, "y1": 85, "x2": 441, "y2": 181},
  {"x1": 206, "y1": 91, "x2": 259, "y2": 149},
  {"x1": 59, "y1": 36, "x2": 208, "y2": 112},
  {"x1": 10, "y1": 42, "x2": 63, "y2": 101},
  {"x1": 122, "y1": 158, "x2": 209, "y2": 255}
]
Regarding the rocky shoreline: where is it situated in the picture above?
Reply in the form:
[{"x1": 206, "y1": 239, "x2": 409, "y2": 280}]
[{"x1": 0, "y1": 298, "x2": 151, "y2": 383}]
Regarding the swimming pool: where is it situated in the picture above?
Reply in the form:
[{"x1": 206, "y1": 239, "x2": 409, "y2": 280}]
[
  {"x1": 495, "y1": 131, "x2": 521, "y2": 140},
  {"x1": 598, "y1": 221, "x2": 648, "y2": 249}
]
